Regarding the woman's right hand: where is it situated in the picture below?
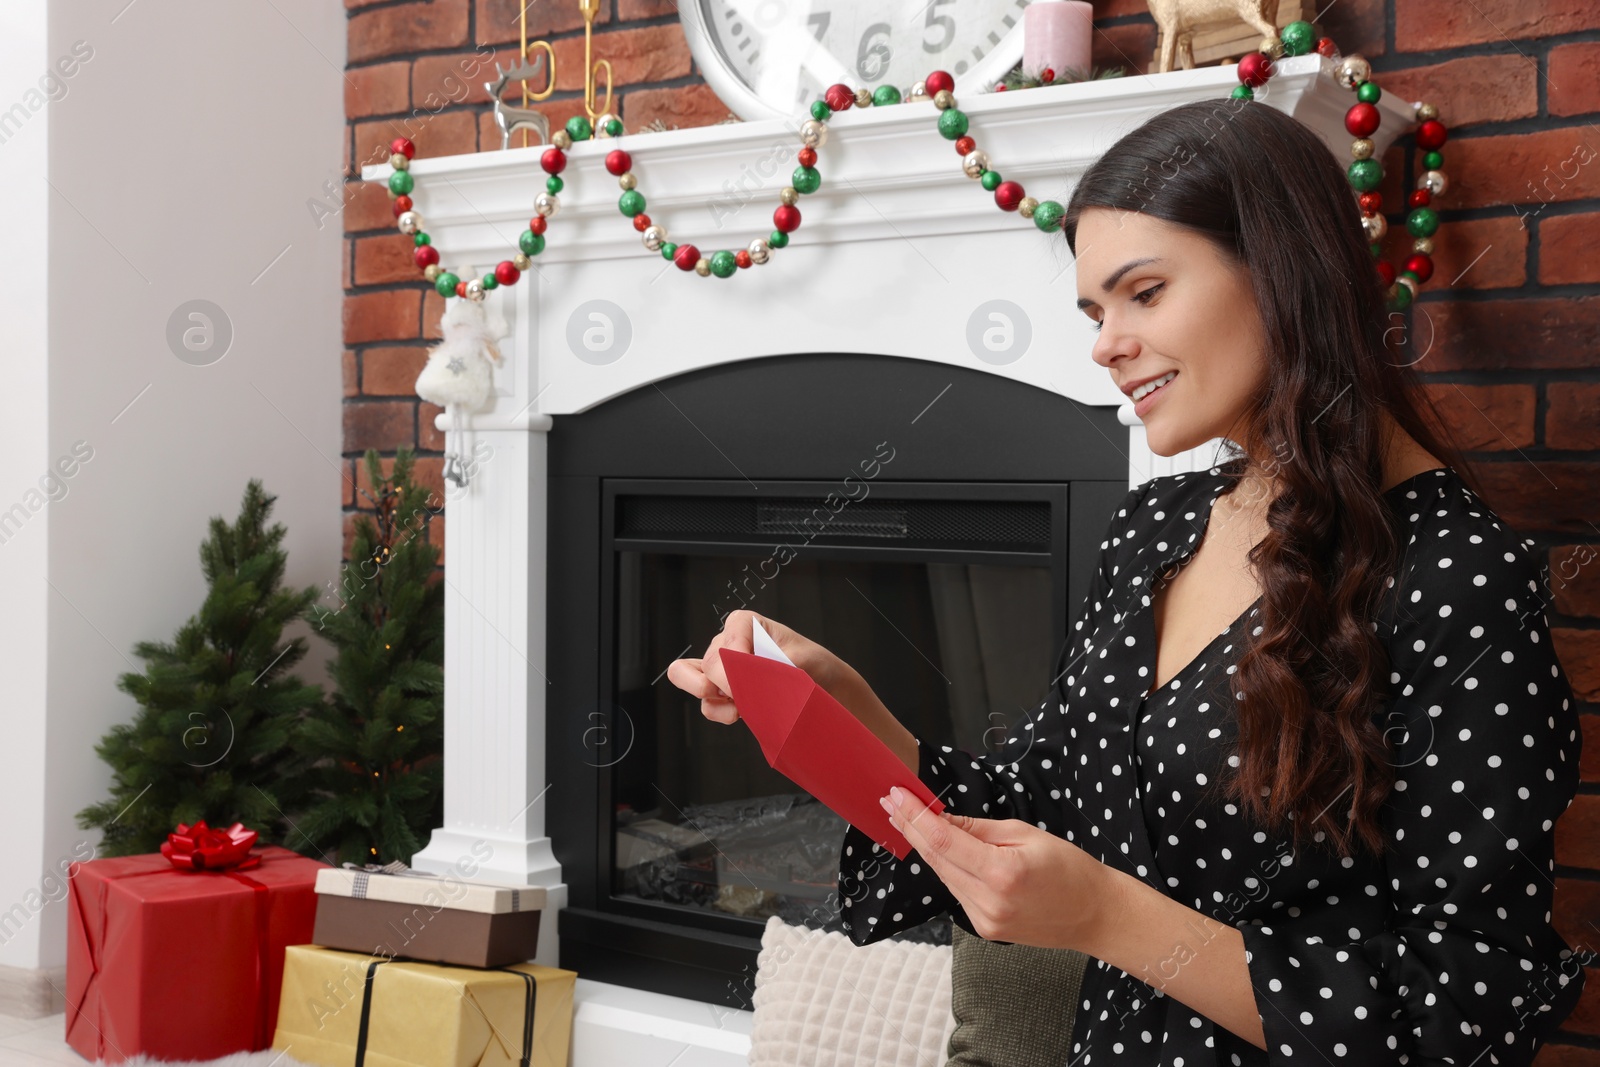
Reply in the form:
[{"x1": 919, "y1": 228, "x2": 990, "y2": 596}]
[{"x1": 665, "y1": 610, "x2": 836, "y2": 725}]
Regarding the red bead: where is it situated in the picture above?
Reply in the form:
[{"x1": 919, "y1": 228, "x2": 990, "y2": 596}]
[
  {"x1": 995, "y1": 84, "x2": 1007, "y2": 92},
  {"x1": 735, "y1": 250, "x2": 752, "y2": 269},
  {"x1": 529, "y1": 215, "x2": 548, "y2": 235},
  {"x1": 955, "y1": 136, "x2": 976, "y2": 156},
  {"x1": 1042, "y1": 68, "x2": 1055, "y2": 83},
  {"x1": 994, "y1": 181, "x2": 1026, "y2": 211},
  {"x1": 1345, "y1": 102, "x2": 1380, "y2": 138},
  {"x1": 773, "y1": 204, "x2": 801, "y2": 233},
  {"x1": 1408, "y1": 189, "x2": 1431, "y2": 208},
  {"x1": 414, "y1": 245, "x2": 439, "y2": 269},
  {"x1": 1315, "y1": 37, "x2": 1340, "y2": 58},
  {"x1": 541, "y1": 148, "x2": 567, "y2": 174},
  {"x1": 1375, "y1": 260, "x2": 1396, "y2": 286},
  {"x1": 673, "y1": 244, "x2": 700, "y2": 271},
  {"x1": 825, "y1": 83, "x2": 855, "y2": 111},
  {"x1": 925, "y1": 70, "x2": 955, "y2": 95},
  {"x1": 633, "y1": 213, "x2": 651, "y2": 232},
  {"x1": 605, "y1": 149, "x2": 632, "y2": 176},
  {"x1": 1358, "y1": 192, "x2": 1384, "y2": 213},
  {"x1": 797, "y1": 147, "x2": 817, "y2": 168},
  {"x1": 494, "y1": 260, "x2": 521, "y2": 286},
  {"x1": 455, "y1": 281, "x2": 468, "y2": 298},
  {"x1": 1236, "y1": 52, "x2": 1274, "y2": 88},
  {"x1": 1416, "y1": 119, "x2": 1448, "y2": 150},
  {"x1": 392, "y1": 195, "x2": 413, "y2": 217},
  {"x1": 390, "y1": 137, "x2": 415, "y2": 160},
  {"x1": 1403, "y1": 254, "x2": 1434, "y2": 284}
]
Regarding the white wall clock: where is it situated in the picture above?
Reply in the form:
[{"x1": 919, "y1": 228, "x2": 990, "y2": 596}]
[{"x1": 679, "y1": 0, "x2": 1030, "y2": 122}]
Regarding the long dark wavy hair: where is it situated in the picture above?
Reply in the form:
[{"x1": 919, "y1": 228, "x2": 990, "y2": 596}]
[{"x1": 1063, "y1": 97, "x2": 1472, "y2": 859}]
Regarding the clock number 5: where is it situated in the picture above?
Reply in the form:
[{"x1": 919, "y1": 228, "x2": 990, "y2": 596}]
[
  {"x1": 923, "y1": 0, "x2": 957, "y2": 53},
  {"x1": 857, "y1": 22, "x2": 892, "y2": 81}
]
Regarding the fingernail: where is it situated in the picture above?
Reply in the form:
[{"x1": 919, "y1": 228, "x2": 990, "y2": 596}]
[
  {"x1": 888, "y1": 786, "x2": 904, "y2": 805},
  {"x1": 878, "y1": 794, "x2": 894, "y2": 815}
]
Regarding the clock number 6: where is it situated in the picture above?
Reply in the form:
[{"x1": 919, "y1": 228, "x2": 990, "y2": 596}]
[
  {"x1": 856, "y1": 22, "x2": 892, "y2": 81},
  {"x1": 923, "y1": 0, "x2": 956, "y2": 53}
]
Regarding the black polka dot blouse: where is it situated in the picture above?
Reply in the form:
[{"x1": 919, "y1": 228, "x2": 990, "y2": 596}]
[{"x1": 837, "y1": 464, "x2": 1586, "y2": 1065}]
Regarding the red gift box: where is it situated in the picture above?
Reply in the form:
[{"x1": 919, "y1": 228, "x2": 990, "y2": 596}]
[{"x1": 65, "y1": 843, "x2": 326, "y2": 1063}]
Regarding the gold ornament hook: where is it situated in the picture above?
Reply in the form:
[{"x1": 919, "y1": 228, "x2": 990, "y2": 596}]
[
  {"x1": 579, "y1": 0, "x2": 613, "y2": 121},
  {"x1": 523, "y1": 39, "x2": 556, "y2": 103}
]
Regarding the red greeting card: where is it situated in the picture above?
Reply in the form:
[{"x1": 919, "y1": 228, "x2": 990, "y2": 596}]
[{"x1": 716, "y1": 620, "x2": 944, "y2": 860}]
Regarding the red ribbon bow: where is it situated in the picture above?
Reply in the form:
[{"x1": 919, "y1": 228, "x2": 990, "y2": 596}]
[{"x1": 160, "y1": 820, "x2": 261, "y2": 871}]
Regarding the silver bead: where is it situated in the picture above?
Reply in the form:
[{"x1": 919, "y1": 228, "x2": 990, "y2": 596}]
[
  {"x1": 595, "y1": 112, "x2": 619, "y2": 138},
  {"x1": 1416, "y1": 102, "x2": 1438, "y2": 122},
  {"x1": 534, "y1": 191, "x2": 560, "y2": 218},
  {"x1": 619, "y1": 172, "x2": 637, "y2": 191},
  {"x1": 1418, "y1": 169, "x2": 1449, "y2": 197},
  {"x1": 1397, "y1": 275, "x2": 1419, "y2": 299},
  {"x1": 962, "y1": 150, "x2": 989, "y2": 179},
  {"x1": 779, "y1": 186, "x2": 799, "y2": 206},
  {"x1": 854, "y1": 87, "x2": 873, "y2": 109},
  {"x1": 1412, "y1": 237, "x2": 1434, "y2": 256},
  {"x1": 1018, "y1": 196, "x2": 1039, "y2": 218},
  {"x1": 933, "y1": 89, "x2": 955, "y2": 110},
  {"x1": 799, "y1": 119, "x2": 828, "y2": 148},
  {"x1": 1350, "y1": 138, "x2": 1374, "y2": 160},
  {"x1": 1361, "y1": 211, "x2": 1388, "y2": 242},
  {"x1": 397, "y1": 210, "x2": 423, "y2": 235},
  {"x1": 512, "y1": 252, "x2": 531, "y2": 270},
  {"x1": 747, "y1": 237, "x2": 770, "y2": 265},
  {"x1": 909, "y1": 80, "x2": 928, "y2": 101},
  {"x1": 1335, "y1": 54, "x2": 1370, "y2": 90},
  {"x1": 552, "y1": 130, "x2": 572, "y2": 150},
  {"x1": 643, "y1": 224, "x2": 668, "y2": 252},
  {"x1": 465, "y1": 278, "x2": 486, "y2": 302}
]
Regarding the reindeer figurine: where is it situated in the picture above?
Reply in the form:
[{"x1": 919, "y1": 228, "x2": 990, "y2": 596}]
[
  {"x1": 1149, "y1": 0, "x2": 1283, "y2": 73},
  {"x1": 484, "y1": 42, "x2": 555, "y2": 150}
]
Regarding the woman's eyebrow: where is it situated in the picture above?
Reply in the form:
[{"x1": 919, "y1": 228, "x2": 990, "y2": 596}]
[{"x1": 1075, "y1": 257, "x2": 1163, "y2": 310}]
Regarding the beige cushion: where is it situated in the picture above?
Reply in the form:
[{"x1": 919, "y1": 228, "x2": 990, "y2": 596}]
[
  {"x1": 946, "y1": 925, "x2": 1088, "y2": 1066},
  {"x1": 749, "y1": 916, "x2": 956, "y2": 1067}
]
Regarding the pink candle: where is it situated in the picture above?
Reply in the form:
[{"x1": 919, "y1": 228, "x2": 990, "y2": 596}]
[{"x1": 1024, "y1": 0, "x2": 1093, "y2": 81}]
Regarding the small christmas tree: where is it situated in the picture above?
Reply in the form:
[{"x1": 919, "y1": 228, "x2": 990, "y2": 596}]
[
  {"x1": 77, "y1": 481, "x2": 323, "y2": 856},
  {"x1": 283, "y1": 446, "x2": 445, "y2": 865}
]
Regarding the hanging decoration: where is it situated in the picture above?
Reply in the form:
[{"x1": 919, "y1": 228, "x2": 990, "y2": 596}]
[
  {"x1": 413, "y1": 287, "x2": 507, "y2": 488},
  {"x1": 383, "y1": 22, "x2": 1444, "y2": 314}
]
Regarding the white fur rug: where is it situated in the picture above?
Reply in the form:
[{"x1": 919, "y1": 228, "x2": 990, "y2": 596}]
[{"x1": 97, "y1": 1054, "x2": 314, "y2": 1067}]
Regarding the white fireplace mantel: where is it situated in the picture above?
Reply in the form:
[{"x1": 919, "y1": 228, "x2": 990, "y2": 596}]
[{"x1": 361, "y1": 53, "x2": 1413, "y2": 1062}]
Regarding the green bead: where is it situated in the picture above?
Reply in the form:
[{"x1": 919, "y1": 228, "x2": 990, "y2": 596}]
[
  {"x1": 546, "y1": 175, "x2": 564, "y2": 194},
  {"x1": 980, "y1": 170, "x2": 1002, "y2": 191},
  {"x1": 1357, "y1": 81, "x2": 1381, "y2": 104},
  {"x1": 769, "y1": 230, "x2": 789, "y2": 249},
  {"x1": 565, "y1": 115, "x2": 593, "y2": 141},
  {"x1": 1230, "y1": 84, "x2": 1255, "y2": 100},
  {"x1": 388, "y1": 170, "x2": 414, "y2": 196},
  {"x1": 792, "y1": 164, "x2": 822, "y2": 194},
  {"x1": 1032, "y1": 199, "x2": 1066, "y2": 233},
  {"x1": 872, "y1": 84, "x2": 901, "y2": 106},
  {"x1": 482, "y1": 274, "x2": 498, "y2": 290},
  {"x1": 434, "y1": 271, "x2": 459, "y2": 297},
  {"x1": 1423, "y1": 150, "x2": 1444, "y2": 170},
  {"x1": 519, "y1": 230, "x2": 546, "y2": 256},
  {"x1": 1346, "y1": 158, "x2": 1384, "y2": 192},
  {"x1": 1386, "y1": 281, "x2": 1413, "y2": 312},
  {"x1": 810, "y1": 99, "x2": 831, "y2": 122},
  {"x1": 1400, "y1": 269, "x2": 1421, "y2": 284},
  {"x1": 660, "y1": 241, "x2": 677, "y2": 260},
  {"x1": 604, "y1": 118, "x2": 623, "y2": 136},
  {"x1": 619, "y1": 189, "x2": 647, "y2": 217},
  {"x1": 937, "y1": 108, "x2": 969, "y2": 140},
  {"x1": 1405, "y1": 207, "x2": 1440, "y2": 238},
  {"x1": 1279, "y1": 20, "x2": 1315, "y2": 56},
  {"x1": 1370, "y1": 241, "x2": 1383, "y2": 257},
  {"x1": 414, "y1": 233, "x2": 431, "y2": 247},
  {"x1": 709, "y1": 250, "x2": 738, "y2": 278}
]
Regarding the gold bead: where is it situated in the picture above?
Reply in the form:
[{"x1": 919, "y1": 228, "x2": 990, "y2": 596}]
[
  {"x1": 933, "y1": 89, "x2": 955, "y2": 110},
  {"x1": 1350, "y1": 138, "x2": 1374, "y2": 160},
  {"x1": 1416, "y1": 102, "x2": 1438, "y2": 122},
  {"x1": 779, "y1": 186, "x2": 799, "y2": 206},
  {"x1": 1412, "y1": 237, "x2": 1434, "y2": 256},
  {"x1": 694, "y1": 257, "x2": 711, "y2": 276},
  {"x1": 390, "y1": 152, "x2": 410, "y2": 171},
  {"x1": 619, "y1": 172, "x2": 637, "y2": 191},
  {"x1": 513, "y1": 252, "x2": 531, "y2": 270},
  {"x1": 854, "y1": 87, "x2": 873, "y2": 108},
  {"x1": 1335, "y1": 54, "x2": 1370, "y2": 90},
  {"x1": 552, "y1": 129, "x2": 572, "y2": 150},
  {"x1": 1259, "y1": 36, "x2": 1285, "y2": 59},
  {"x1": 423, "y1": 264, "x2": 441, "y2": 281},
  {"x1": 1018, "y1": 196, "x2": 1039, "y2": 218}
]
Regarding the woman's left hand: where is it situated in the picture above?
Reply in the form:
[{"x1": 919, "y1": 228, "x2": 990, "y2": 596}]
[{"x1": 880, "y1": 785, "x2": 1128, "y2": 953}]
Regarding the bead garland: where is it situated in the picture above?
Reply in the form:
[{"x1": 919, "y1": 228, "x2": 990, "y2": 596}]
[
  {"x1": 1226, "y1": 20, "x2": 1449, "y2": 312},
  {"x1": 383, "y1": 36, "x2": 1447, "y2": 310}
]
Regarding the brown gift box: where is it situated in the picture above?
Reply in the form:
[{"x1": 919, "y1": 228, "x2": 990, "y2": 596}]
[{"x1": 313, "y1": 895, "x2": 542, "y2": 969}]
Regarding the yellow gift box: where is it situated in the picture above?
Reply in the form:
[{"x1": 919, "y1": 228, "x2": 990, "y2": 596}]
[{"x1": 271, "y1": 945, "x2": 575, "y2": 1067}]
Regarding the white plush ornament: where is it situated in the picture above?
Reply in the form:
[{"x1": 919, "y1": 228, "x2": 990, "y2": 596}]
[{"x1": 414, "y1": 283, "x2": 508, "y2": 488}]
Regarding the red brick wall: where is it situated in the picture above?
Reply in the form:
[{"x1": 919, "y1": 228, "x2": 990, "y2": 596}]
[{"x1": 341, "y1": 3, "x2": 1600, "y2": 1055}]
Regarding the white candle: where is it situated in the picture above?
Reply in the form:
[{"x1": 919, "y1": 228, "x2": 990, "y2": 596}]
[{"x1": 1024, "y1": 0, "x2": 1094, "y2": 81}]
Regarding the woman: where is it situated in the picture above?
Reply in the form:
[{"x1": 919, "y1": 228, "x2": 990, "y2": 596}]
[{"x1": 666, "y1": 98, "x2": 1586, "y2": 1063}]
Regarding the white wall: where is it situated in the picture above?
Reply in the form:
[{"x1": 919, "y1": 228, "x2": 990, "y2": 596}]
[{"x1": 0, "y1": 0, "x2": 345, "y2": 974}]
